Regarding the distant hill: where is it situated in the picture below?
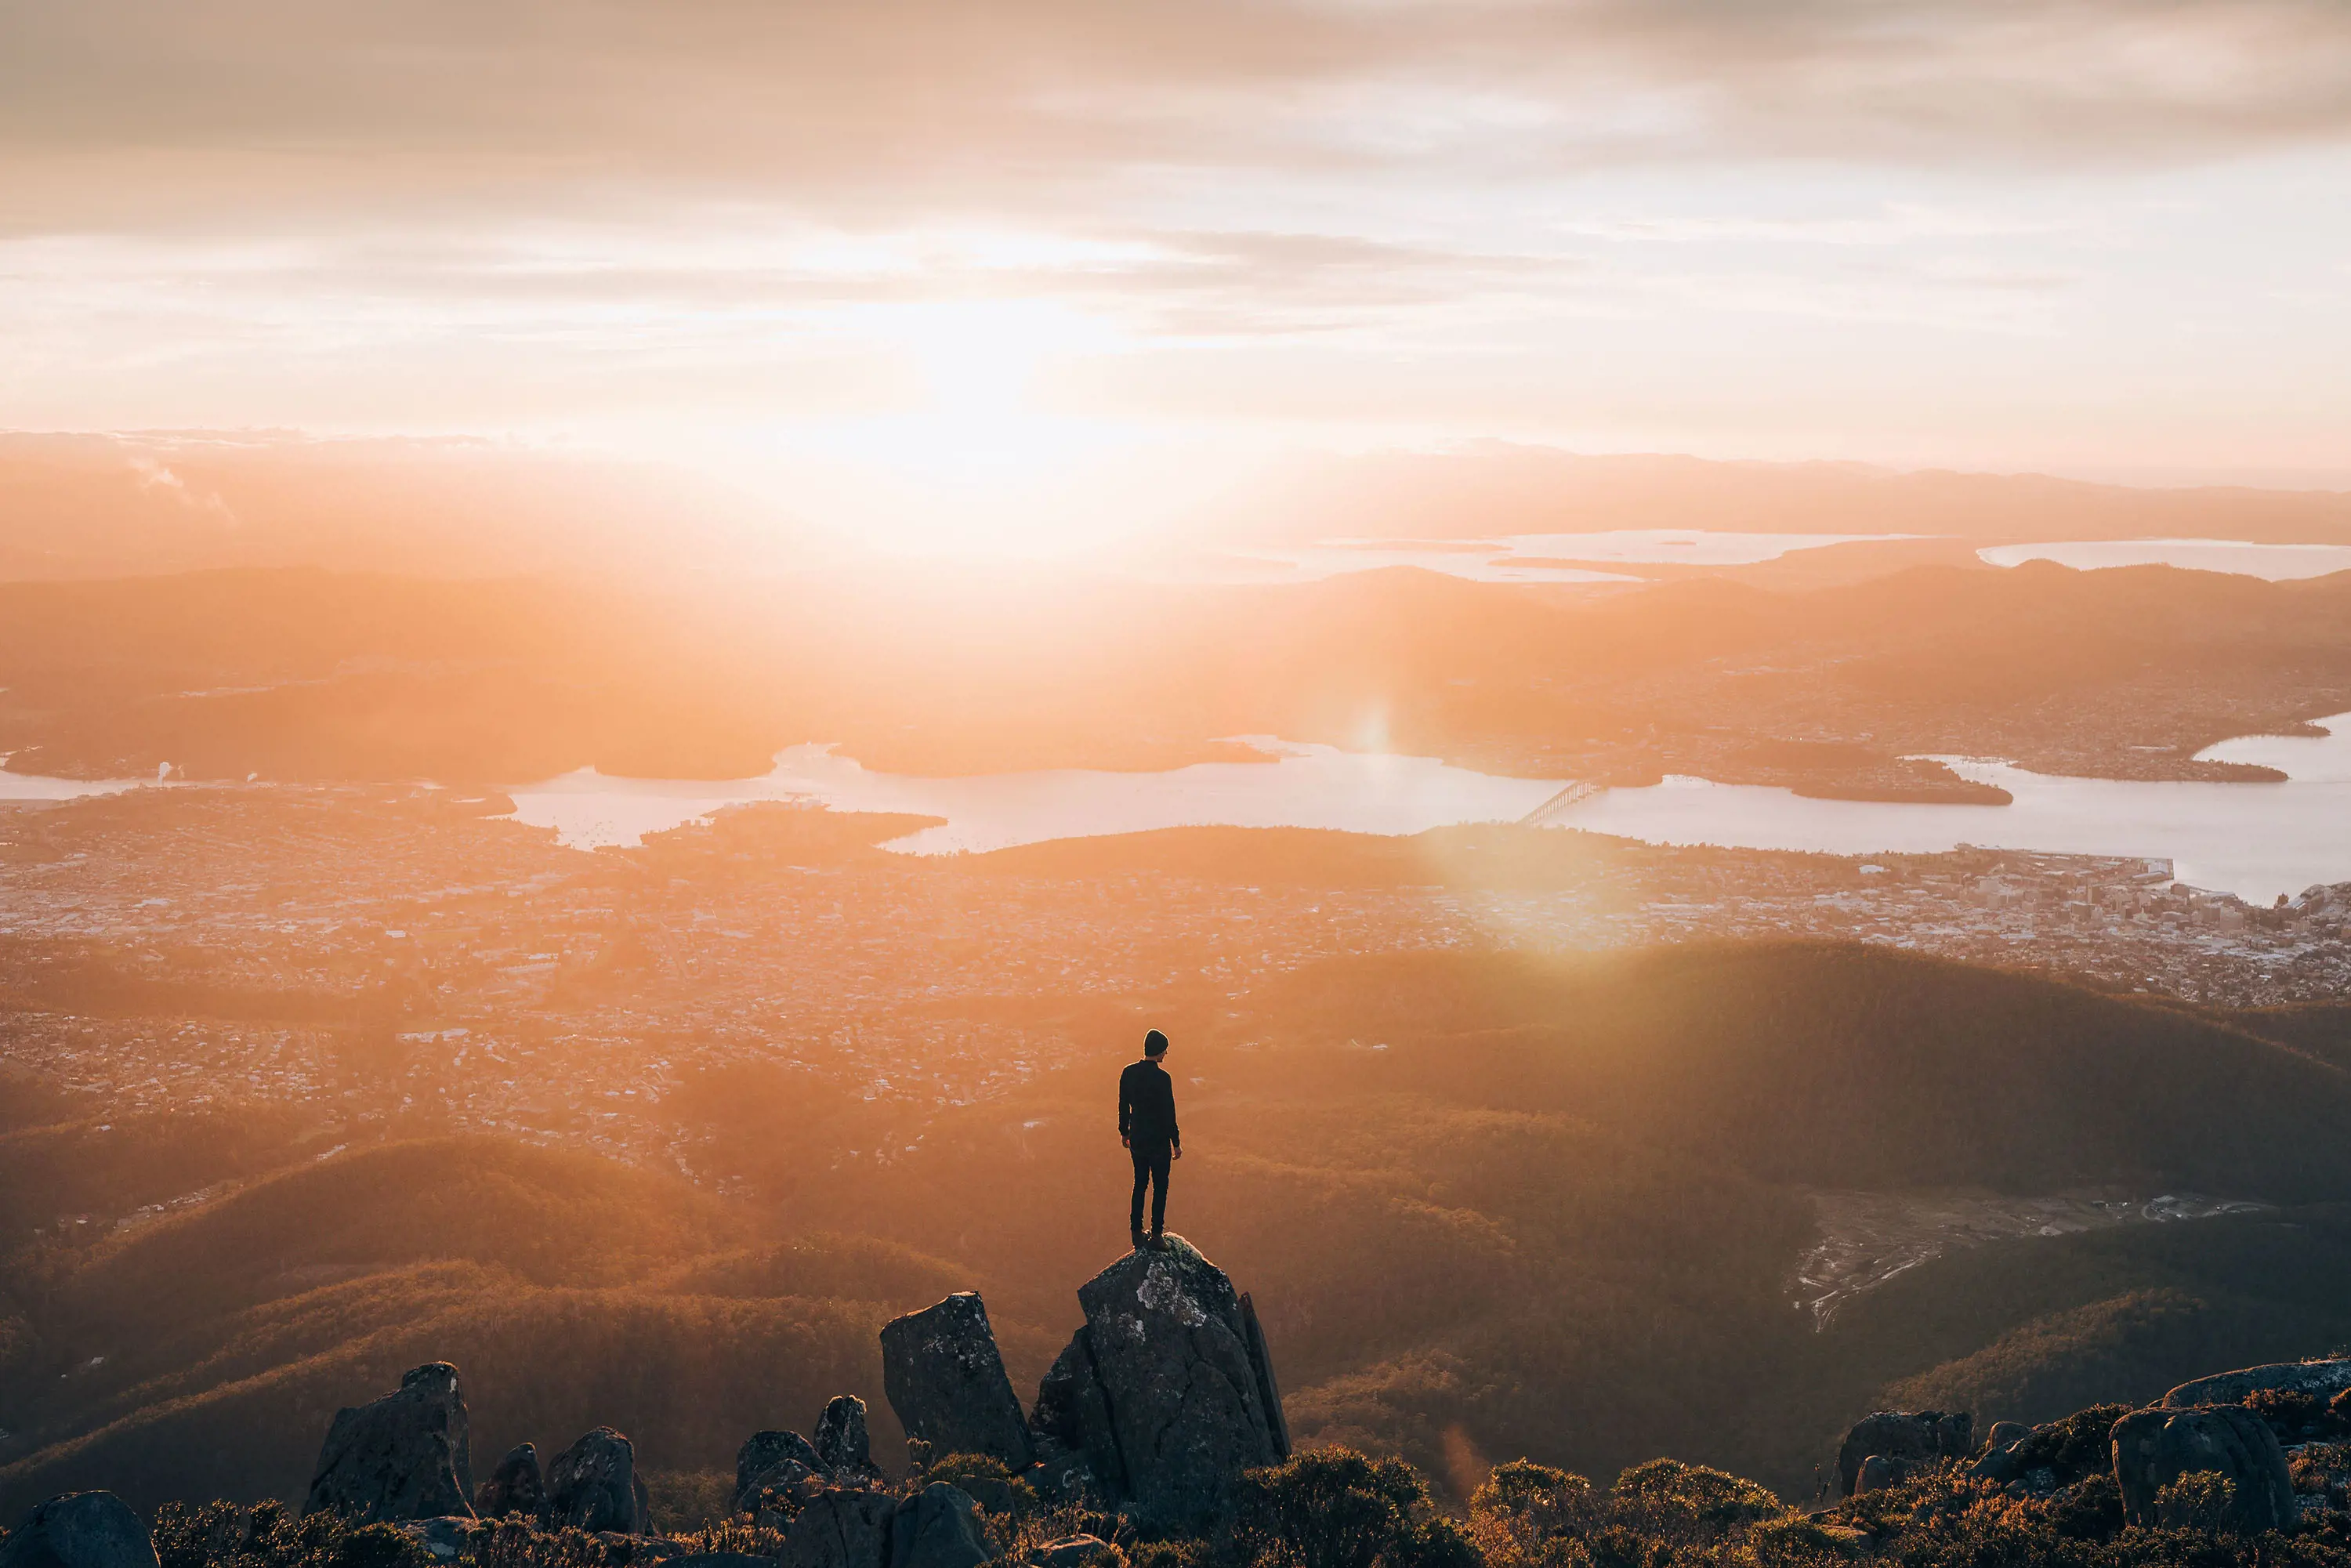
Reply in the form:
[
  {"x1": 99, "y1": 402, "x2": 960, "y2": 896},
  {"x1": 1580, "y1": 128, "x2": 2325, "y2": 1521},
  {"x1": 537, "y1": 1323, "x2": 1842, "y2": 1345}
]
[
  {"x1": 0, "y1": 1139, "x2": 954, "y2": 1515},
  {"x1": 46, "y1": 1137, "x2": 744, "y2": 1334},
  {"x1": 0, "y1": 567, "x2": 799, "y2": 780},
  {"x1": 9, "y1": 553, "x2": 2351, "y2": 787},
  {"x1": 1244, "y1": 942, "x2": 2351, "y2": 1199}
]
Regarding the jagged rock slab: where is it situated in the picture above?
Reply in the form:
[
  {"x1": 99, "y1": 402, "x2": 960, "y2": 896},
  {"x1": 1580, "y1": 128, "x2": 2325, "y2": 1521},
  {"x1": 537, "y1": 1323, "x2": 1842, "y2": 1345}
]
[
  {"x1": 1071, "y1": 1236, "x2": 1284, "y2": 1525},
  {"x1": 305, "y1": 1363, "x2": 477, "y2": 1522},
  {"x1": 814, "y1": 1396, "x2": 884, "y2": 1483},
  {"x1": 0, "y1": 1493, "x2": 161, "y2": 1568},
  {"x1": 2165, "y1": 1359, "x2": 2351, "y2": 1409},
  {"x1": 547, "y1": 1427, "x2": 650, "y2": 1534},
  {"x1": 781, "y1": 1489, "x2": 896, "y2": 1568},
  {"x1": 1836, "y1": 1410, "x2": 1972, "y2": 1497},
  {"x1": 2113, "y1": 1406, "x2": 2296, "y2": 1532},
  {"x1": 475, "y1": 1443, "x2": 545, "y2": 1520},
  {"x1": 1238, "y1": 1291, "x2": 1291, "y2": 1461},
  {"x1": 882, "y1": 1294, "x2": 1034, "y2": 1469},
  {"x1": 890, "y1": 1484, "x2": 992, "y2": 1568},
  {"x1": 1032, "y1": 1328, "x2": 1125, "y2": 1500}
]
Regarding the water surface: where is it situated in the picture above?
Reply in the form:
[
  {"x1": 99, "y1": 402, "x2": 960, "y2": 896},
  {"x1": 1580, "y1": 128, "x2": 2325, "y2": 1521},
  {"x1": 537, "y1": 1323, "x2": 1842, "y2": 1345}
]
[
  {"x1": 1548, "y1": 726, "x2": 2351, "y2": 905},
  {"x1": 0, "y1": 767, "x2": 143, "y2": 802},
  {"x1": 507, "y1": 741, "x2": 1559, "y2": 856},
  {"x1": 506, "y1": 717, "x2": 2351, "y2": 904}
]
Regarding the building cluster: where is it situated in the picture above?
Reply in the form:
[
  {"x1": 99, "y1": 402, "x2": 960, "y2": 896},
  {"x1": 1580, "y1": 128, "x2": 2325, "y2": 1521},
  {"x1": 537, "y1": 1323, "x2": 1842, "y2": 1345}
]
[{"x1": 2, "y1": 787, "x2": 2342, "y2": 1179}]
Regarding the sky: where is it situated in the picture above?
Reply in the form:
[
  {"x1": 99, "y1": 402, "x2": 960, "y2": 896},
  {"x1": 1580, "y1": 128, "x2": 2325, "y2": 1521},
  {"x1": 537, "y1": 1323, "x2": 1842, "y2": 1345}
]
[{"x1": 2, "y1": 0, "x2": 2349, "y2": 550}]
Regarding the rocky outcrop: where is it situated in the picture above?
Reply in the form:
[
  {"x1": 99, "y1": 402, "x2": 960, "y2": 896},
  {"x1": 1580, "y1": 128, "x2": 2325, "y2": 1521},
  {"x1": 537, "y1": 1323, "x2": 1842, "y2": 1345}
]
[
  {"x1": 0, "y1": 1493, "x2": 161, "y2": 1568},
  {"x1": 305, "y1": 1363, "x2": 477, "y2": 1522},
  {"x1": 546, "y1": 1428, "x2": 650, "y2": 1534},
  {"x1": 781, "y1": 1489, "x2": 897, "y2": 1568},
  {"x1": 1836, "y1": 1410, "x2": 1972, "y2": 1497},
  {"x1": 1238, "y1": 1292, "x2": 1290, "y2": 1461},
  {"x1": 815, "y1": 1396, "x2": 884, "y2": 1483},
  {"x1": 890, "y1": 1484, "x2": 993, "y2": 1568},
  {"x1": 882, "y1": 1294, "x2": 1034, "y2": 1470},
  {"x1": 2165, "y1": 1359, "x2": 2351, "y2": 1409},
  {"x1": 2112, "y1": 1406, "x2": 2296, "y2": 1533},
  {"x1": 1046, "y1": 1236, "x2": 1288, "y2": 1526},
  {"x1": 1031, "y1": 1331, "x2": 1125, "y2": 1501},
  {"x1": 474, "y1": 1443, "x2": 545, "y2": 1520},
  {"x1": 735, "y1": 1430, "x2": 823, "y2": 1512}
]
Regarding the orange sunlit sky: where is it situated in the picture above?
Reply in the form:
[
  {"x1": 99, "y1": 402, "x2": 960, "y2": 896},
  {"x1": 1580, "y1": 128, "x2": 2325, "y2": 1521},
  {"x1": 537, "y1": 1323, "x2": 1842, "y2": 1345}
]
[{"x1": 5, "y1": 2, "x2": 2349, "y2": 551}]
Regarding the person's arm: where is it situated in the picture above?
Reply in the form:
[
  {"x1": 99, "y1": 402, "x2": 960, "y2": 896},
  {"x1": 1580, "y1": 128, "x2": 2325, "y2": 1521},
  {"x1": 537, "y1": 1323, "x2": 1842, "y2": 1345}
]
[
  {"x1": 1167, "y1": 1073, "x2": 1181, "y2": 1156},
  {"x1": 1118, "y1": 1068, "x2": 1132, "y2": 1146}
]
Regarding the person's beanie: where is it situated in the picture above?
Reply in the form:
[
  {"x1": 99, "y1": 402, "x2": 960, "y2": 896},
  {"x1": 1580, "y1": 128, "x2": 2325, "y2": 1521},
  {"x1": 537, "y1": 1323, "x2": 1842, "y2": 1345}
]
[{"x1": 1144, "y1": 1028, "x2": 1169, "y2": 1056}]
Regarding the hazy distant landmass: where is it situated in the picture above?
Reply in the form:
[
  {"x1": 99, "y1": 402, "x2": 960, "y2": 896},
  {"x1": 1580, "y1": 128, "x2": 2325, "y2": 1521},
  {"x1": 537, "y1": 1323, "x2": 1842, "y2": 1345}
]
[
  {"x1": 5, "y1": 559, "x2": 2348, "y2": 798},
  {"x1": 0, "y1": 433, "x2": 824, "y2": 585},
  {"x1": 1218, "y1": 445, "x2": 2351, "y2": 548},
  {"x1": 7, "y1": 436, "x2": 2351, "y2": 590}
]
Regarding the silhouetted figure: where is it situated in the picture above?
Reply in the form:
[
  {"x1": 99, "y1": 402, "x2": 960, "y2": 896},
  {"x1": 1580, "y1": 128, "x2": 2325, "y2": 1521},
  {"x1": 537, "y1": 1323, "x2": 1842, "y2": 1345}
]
[{"x1": 1119, "y1": 1028, "x2": 1182, "y2": 1249}]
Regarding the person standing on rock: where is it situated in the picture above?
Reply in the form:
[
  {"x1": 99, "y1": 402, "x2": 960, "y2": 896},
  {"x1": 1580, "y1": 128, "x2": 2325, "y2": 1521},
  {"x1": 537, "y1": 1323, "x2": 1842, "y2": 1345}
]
[{"x1": 1120, "y1": 1028, "x2": 1182, "y2": 1250}]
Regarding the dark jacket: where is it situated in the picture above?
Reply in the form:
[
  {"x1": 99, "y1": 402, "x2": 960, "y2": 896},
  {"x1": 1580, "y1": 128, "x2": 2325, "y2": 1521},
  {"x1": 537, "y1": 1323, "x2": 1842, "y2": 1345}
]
[{"x1": 1118, "y1": 1059, "x2": 1179, "y2": 1150}]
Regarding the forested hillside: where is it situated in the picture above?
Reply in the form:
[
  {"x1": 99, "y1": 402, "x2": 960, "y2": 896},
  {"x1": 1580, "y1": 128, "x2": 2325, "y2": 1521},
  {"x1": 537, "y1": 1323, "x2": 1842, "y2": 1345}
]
[{"x1": 7, "y1": 942, "x2": 2351, "y2": 1516}]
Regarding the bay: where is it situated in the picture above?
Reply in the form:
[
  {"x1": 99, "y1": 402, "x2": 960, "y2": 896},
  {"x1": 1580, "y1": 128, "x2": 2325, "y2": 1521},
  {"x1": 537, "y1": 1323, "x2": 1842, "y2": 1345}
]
[{"x1": 506, "y1": 715, "x2": 2351, "y2": 904}]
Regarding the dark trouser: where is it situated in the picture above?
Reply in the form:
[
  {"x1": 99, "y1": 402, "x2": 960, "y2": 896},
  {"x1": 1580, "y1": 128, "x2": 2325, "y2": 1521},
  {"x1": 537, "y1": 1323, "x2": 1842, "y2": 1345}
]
[{"x1": 1129, "y1": 1142, "x2": 1172, "y2": 1239}]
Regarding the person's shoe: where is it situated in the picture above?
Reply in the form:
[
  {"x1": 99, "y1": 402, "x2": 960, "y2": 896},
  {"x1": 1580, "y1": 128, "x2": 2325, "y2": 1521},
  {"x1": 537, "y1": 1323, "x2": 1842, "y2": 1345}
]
[
  {"x1": 1147, "y1": 1231, "x2": 1168, "y2": 1251},
  {"x1": 1130, "y1": 1229, "x2": 1147, "y2": 1252}
]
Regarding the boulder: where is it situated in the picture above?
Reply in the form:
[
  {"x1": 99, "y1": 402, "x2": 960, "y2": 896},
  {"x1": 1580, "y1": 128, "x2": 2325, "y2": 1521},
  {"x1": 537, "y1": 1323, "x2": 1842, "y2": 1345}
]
[
  {"x1": 475, "y1": 1443, "x2": 545, "y2": 1520},
  {"x1": 2165, "y1": 1359, "x2": 2351, "y2": 1410},
  {"x1": 1853, "y1": 1456, "x2": 1898, "y2": 1495},
  {"x1": 2111, "y1": 1406, "x2": 2295, "y2": 1533},
  {"x1": 399, "y1": 1519, "x2": 480, "y2": 1562},
  {"x1": 1836, "y1": 1410, "x2": 1972, "y2": 1497},
  {"x1": 735, "y1": 1431, "x2": 823, "y2": 1512},
  {"x1": 1030, "y1": 1539, "x2": 1115, "y2": 1568},
  {"x1": 955, "y1": 1476, "x2": 1016, "y2": 1517},
  {"x1": 781, "y1": 1488, "x2": 897, "y2": 1568},
  {"x1": 890, "y1": 1484, "x2": 994, "y2": 1568},
  {"x1": 814, "y1": 1396, "x2": 883, "y2": 1483},
  {"x1": 0, "y1": 1493, "x2": 161, "y2": 1568},
  {"x1": 547, "y1": 1427, "x2": 650, "y2": 1534},
  {"x1": 882, "y1": 1294, "x2": 1034, "y2": 1470},
  {"x1": 1067, "y1": 1235, "x2": 1286, "y2": 1525},
  {"x1": 1984, "y1": 1421, "x2": 2030, "y2": 1451},
  {"x1": 305, "y1": 1363, "x2": 477, "y2": 1522}
]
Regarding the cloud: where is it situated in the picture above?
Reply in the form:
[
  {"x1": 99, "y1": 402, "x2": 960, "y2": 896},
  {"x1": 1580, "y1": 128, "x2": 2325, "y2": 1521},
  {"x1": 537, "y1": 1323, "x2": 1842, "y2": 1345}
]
[
  {"x1": 129, "y1": 456, "x2": 240, "y2": 523},
  {"x1": 2, "y1": 0, "x2": 2348, "y2": 239}
]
